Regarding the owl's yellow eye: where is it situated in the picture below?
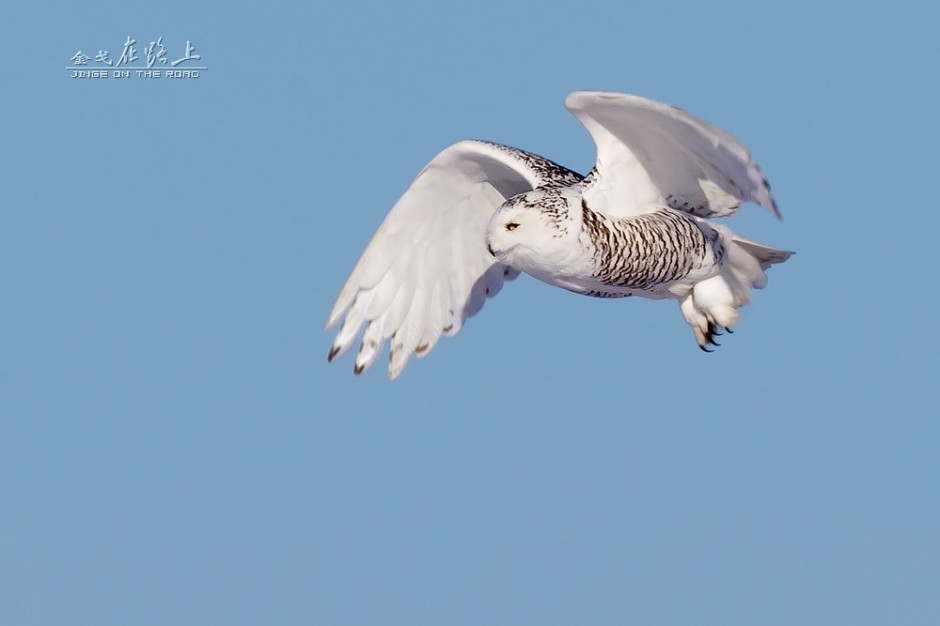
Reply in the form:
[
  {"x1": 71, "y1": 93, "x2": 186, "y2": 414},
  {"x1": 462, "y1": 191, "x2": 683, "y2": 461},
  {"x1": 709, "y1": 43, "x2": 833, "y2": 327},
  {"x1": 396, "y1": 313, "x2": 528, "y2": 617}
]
[{"x1": 505, "y1": 222, "x2": 519, "y2": 231}]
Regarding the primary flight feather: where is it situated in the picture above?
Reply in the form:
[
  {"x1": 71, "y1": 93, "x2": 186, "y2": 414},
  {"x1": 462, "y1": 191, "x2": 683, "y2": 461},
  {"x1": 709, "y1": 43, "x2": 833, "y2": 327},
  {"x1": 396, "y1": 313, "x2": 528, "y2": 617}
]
[{"x1": 327, "y1": 91, "x2": 793, "y2": 378}]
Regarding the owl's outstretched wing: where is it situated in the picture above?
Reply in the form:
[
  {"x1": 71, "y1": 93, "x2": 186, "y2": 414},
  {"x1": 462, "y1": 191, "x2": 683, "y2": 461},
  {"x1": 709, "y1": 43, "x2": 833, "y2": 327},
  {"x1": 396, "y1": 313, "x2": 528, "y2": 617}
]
[
  {"x1": 565, "y1": 91, "x2": 779, "y2": 219},
  {"x1": 326, "y1": 139, "x2": 582, "y2": 378}
]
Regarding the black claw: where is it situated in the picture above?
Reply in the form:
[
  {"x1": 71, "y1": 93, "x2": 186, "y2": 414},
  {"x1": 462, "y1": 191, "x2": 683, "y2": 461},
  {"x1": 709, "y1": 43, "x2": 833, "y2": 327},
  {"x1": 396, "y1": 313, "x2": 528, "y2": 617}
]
[
  {"x1": 725, "y1": 327, "x2": 734, "y2": 334},
  {"x1": 699, "y1": 344, "x2": 714, "y2": 353}
]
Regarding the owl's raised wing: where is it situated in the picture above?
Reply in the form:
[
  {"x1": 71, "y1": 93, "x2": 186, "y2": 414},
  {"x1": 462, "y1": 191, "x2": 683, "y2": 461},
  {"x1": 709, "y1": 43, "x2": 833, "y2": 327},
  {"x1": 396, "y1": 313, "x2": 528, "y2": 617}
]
[
  {"x1": 326, "y1": 139, "x2": 582, "y2": 378},
  {"x1": 565, "y1": 91, "x2": 779, "y2": 219}
]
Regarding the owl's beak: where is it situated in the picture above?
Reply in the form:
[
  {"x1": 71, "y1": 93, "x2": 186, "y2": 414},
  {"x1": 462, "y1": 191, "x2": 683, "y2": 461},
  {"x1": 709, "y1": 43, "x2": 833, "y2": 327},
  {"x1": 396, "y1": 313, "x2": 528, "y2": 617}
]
[{"x1": 485, "y1": 235, "x2": 498, "y2": 257}]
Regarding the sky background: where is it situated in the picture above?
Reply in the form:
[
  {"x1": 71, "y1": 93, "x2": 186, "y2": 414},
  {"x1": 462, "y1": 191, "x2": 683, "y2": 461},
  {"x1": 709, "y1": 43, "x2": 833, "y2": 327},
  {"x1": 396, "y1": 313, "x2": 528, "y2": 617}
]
[{"x1": 2, "y1": 1, "x2": 938, "y2": 624}]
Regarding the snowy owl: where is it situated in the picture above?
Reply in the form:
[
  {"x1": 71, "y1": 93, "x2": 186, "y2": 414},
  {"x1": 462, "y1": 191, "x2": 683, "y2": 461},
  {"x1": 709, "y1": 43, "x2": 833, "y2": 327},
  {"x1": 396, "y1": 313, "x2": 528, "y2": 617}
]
[{"x1": 327, "y1": 91, "x2": 793, "y2": 378}]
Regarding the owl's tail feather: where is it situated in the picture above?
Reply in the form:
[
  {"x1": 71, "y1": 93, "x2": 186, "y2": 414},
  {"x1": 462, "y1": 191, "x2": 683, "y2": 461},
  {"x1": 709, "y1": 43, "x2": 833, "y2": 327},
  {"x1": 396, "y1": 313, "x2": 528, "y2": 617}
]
[{"x1": 679, "y1": 230, "x2": 793, "y2": 350}]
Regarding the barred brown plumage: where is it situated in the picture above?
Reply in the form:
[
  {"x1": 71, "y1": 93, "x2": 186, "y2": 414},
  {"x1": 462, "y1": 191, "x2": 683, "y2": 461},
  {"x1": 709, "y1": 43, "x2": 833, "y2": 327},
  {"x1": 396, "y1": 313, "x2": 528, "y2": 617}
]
[{"x1": 579, "y1": 202, "x2": 716, "y2": 293}]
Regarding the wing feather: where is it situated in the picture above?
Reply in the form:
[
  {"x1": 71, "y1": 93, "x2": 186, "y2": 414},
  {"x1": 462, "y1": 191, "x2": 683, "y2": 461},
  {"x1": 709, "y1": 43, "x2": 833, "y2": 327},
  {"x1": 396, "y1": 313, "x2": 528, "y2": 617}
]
[
  {"x1": 327, "y1": 139, "x2": 581, "y2": 377},
  {"x1": 565, "y1": 91, "x2": 779, "y2": 219}
]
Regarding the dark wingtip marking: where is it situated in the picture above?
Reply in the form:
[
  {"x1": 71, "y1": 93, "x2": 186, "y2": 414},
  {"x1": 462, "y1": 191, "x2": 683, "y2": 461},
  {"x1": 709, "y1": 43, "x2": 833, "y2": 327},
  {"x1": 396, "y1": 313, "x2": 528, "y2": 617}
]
[
  {"x1": 415, "y1": 342, "x2": 429, "y2": 355},
  {"x1": 328, "y1": 345, "x2": 340, "y2": 362},
  {"x1": 353, "y1": 363, "x2": 365, "y2": 376}
]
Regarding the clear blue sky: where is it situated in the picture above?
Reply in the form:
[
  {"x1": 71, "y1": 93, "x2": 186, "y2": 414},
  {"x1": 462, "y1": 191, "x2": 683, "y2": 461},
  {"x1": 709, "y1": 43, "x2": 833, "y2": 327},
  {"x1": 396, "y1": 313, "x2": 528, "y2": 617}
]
[{"x1": 2, "y1": 1, "x2": 938, "y2": 624}]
